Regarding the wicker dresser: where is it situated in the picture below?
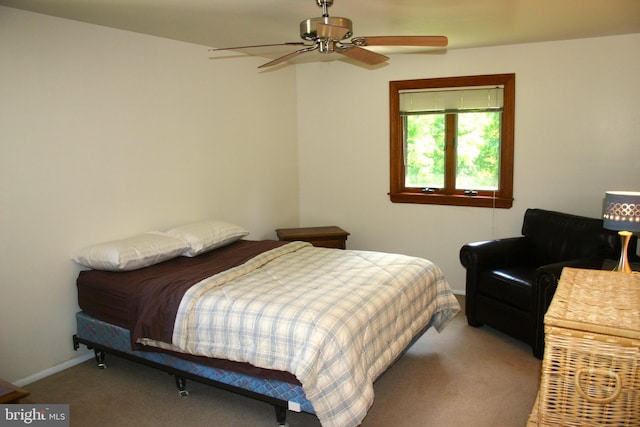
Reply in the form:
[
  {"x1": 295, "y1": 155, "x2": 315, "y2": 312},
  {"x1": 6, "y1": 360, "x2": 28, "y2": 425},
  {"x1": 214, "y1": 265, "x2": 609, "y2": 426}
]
[{"x1": 527, "y1": 267, "x2": 640, "y2": 427}]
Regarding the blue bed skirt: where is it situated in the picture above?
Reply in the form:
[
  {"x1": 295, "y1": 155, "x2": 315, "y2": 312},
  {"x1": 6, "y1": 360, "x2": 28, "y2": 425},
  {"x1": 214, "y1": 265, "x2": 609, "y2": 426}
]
[{"x1": 74, "y1": 311, "x2": 315, "y2": 414}]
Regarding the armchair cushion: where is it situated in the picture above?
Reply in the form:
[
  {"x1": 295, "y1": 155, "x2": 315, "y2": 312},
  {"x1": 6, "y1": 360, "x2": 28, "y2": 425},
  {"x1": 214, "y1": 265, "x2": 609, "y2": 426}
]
[{"x1": 480, "y1": 267, "x2": 536, "y2": 311}]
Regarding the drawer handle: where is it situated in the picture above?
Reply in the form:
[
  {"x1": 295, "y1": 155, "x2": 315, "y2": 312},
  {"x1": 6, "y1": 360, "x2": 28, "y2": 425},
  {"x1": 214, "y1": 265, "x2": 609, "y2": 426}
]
[{"x1": 574, "y1": 368, "x2": 622, "y2": 404}]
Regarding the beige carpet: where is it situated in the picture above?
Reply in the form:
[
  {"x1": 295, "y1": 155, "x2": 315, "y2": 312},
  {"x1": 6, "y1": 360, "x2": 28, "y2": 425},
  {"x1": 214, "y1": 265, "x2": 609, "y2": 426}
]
[{"x1": 23, "y1": 296, "x2": 541, "y2": 426}]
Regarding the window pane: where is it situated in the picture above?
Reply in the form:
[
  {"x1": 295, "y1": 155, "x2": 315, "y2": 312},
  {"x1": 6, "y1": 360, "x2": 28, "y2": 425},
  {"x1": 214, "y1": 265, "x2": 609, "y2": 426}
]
[
  {"x1": 404, "y1": 114, "x2": 445, "y2": 188},
  {"x1": 455, "y1": 112, "x2": 500, "y2": 191}
]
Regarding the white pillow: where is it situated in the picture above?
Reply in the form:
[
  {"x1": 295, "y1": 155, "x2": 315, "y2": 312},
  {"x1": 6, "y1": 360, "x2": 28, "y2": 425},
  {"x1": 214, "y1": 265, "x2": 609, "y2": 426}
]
[
  {"x1": 73, "y1": 232, "x2": 189, "y2": 271},
  {"x1": 166, "y1": 219, "x2": 249, "y2": 257}
]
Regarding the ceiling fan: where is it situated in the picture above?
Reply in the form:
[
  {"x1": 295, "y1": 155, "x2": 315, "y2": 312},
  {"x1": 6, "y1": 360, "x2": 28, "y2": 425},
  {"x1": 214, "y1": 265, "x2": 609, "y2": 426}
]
[{"x1": 209, "y1": 0, "x2": 448, "y2": 69}]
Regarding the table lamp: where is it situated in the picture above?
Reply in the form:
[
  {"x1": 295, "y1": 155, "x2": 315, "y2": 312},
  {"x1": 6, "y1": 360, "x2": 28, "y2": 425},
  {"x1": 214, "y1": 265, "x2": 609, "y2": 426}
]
[{"x1": 603, "y1": 191, "x2": 640, "y2": 273}]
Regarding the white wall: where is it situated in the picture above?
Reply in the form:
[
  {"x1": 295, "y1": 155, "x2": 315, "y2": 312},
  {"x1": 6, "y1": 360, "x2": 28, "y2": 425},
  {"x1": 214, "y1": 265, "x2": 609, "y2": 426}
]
[
  {"x1": 296, "y1": 34, "x2": 640, "y2": 293},
  {"x1": 0, "y1": 7, "x2": 300, "y2": 384}
]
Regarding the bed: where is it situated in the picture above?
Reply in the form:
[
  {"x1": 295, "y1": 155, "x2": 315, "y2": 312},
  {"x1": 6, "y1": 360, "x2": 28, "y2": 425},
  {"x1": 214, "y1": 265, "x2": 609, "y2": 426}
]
[{"x1": 72, "y1": 221, "x2": 460, "y2": 427}]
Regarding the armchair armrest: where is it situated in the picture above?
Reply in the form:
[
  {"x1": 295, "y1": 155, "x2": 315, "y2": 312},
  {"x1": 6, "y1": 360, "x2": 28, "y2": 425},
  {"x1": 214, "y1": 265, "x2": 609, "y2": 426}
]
[
  {"x1": 530, "y1": 256, "x2": 605, "y2": 358},
  {"x1": 460, "y1": 237, "x2": 534, "y2": 325},
  {"x1": 459, "y1": 237, "x2": 532, "y2": 271}
]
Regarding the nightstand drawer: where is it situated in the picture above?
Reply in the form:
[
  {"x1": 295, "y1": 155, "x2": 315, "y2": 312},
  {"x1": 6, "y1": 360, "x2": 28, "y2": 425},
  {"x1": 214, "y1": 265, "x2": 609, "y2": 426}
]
[
  {"x1": 275, "y1": 226, "x2": 350, "y2": 249},
  {"x1": 0, "y1": 379, "x2": 29, "y2": 404}
]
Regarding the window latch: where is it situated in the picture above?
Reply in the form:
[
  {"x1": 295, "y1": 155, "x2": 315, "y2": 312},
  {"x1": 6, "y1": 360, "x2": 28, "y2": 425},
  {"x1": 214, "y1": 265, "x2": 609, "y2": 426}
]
[
  {"x1": 421, "y1": 188, "x2": 436, "y2": 193},
  {"x1": 464, "y1": 190, "x2": 478, "y2": 196}
]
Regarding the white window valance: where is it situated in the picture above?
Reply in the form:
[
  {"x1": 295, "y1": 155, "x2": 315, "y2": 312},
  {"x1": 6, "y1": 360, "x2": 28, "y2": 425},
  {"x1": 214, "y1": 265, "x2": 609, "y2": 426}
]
[{"x1": 400, "y1": 86, "x2": 504, "y2": 114}]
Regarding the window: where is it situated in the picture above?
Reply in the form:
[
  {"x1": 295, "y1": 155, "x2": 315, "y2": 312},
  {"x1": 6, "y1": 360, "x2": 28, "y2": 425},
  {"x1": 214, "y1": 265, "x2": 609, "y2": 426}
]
[{"x1": 389, "y1": 73, "x2": 515, "y2": 208}]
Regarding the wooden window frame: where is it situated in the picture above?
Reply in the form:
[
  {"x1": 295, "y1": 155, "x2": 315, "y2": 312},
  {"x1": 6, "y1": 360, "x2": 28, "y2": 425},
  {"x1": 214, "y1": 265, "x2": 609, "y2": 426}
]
[{"x1": 389, "y1": 73, "x2": 515, "y2": 208}]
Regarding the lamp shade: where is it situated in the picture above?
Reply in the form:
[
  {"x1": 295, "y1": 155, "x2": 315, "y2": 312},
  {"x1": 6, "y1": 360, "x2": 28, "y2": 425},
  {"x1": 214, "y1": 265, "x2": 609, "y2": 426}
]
[{"x1": 603, "y1": 191, "x2": 640, "y2": 232}]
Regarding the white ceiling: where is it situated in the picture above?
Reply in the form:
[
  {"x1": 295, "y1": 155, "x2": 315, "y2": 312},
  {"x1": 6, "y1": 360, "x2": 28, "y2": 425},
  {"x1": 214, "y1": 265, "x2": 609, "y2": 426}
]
[{"x1": 2, "y1": 0, "x2": 640, "y2": 65}]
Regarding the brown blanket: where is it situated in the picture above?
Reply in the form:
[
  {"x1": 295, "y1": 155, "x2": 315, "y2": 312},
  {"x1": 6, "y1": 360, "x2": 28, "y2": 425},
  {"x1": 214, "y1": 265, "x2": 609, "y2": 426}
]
[{"x1": 77, "y1": 239, "x2": 289, "y2": 346}]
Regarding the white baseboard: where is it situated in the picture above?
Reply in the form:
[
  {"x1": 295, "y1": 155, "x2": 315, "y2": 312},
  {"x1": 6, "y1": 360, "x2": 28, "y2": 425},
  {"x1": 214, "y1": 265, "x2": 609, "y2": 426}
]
[{"x1": 16, "y1": 352, "x2": 94, "y2": 387}]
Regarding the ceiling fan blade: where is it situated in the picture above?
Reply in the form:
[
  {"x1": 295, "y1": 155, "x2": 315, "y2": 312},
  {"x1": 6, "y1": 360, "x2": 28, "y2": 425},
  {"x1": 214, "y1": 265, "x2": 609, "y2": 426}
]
[
  {"x1": 258, "y1": 46, "x2": 318, "y2": 69},
  {"x1": 209, "y1": 42, "x2": 306, "y2": 52},
  {"x1": 338, "y1": 46, "x2": 389, "y2": 65},
  {"x1": 317, "y1": 23, "x2": 350, "y2": 40},
  {"x1": 353, "y1": 36, "x2": 448, "y2": 47}
]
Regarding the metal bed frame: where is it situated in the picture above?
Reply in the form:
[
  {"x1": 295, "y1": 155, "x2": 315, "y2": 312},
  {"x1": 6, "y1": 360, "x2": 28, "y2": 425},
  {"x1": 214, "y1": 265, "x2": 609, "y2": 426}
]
[{"x1": 73, "y1": 311, "x2": 313, "y2": 426}]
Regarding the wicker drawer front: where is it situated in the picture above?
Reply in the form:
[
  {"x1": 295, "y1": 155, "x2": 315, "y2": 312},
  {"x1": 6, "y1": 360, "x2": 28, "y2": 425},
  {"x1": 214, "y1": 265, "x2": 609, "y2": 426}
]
[{"x1": 536, "y1": 324, "x2": 640, "y2": 426}]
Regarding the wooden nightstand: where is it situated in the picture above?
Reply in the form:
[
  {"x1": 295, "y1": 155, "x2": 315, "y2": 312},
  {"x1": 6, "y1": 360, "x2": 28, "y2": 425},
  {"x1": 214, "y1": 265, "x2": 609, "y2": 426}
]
[
  {"x1": 275, "y1": 226, "x2": 350, "y2": 249},
  {"x1": 0, "y1": 378, "x2": 29, "y2": 404}
]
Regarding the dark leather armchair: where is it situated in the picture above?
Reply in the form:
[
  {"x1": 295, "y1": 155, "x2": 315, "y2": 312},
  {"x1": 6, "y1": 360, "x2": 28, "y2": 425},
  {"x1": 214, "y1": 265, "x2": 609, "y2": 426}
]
[{"x1": 459, "y1": 208, "x2": 636, "y2": 358}]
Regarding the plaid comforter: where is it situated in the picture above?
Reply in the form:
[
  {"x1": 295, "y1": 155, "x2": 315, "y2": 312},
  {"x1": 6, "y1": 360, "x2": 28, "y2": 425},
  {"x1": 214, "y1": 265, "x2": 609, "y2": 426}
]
[{"x1": 164, "y1": 242, "x2": 459, "y2": 427}]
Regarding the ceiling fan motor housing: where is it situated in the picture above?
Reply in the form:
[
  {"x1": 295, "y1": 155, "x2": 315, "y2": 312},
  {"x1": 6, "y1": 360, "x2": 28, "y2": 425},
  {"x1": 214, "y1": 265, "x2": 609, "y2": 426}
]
[{"x1": 300, "y1": 16, "x2": 353, "y2": 41}]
